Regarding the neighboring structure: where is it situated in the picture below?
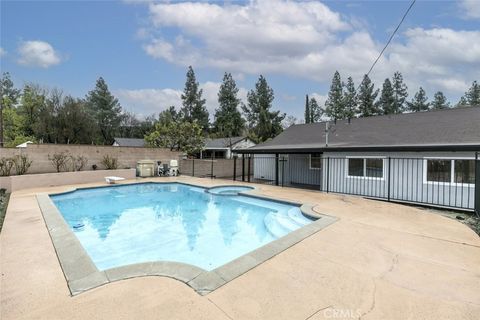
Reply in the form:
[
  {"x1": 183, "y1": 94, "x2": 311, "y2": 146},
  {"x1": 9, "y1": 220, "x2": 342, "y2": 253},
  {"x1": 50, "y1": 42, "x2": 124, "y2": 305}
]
[
  {"x1": 198, "y1": 136, "x2": 256, "y2": 159},
  {"x1": 16, "y1": 141, "x2": 33, "y2": 148},
  {"x1": 112, "y1": 138, "x2": 145, "y2": 147},
  {"x1": 237, "y1": 107, "x2": 480, "y2": 212}
]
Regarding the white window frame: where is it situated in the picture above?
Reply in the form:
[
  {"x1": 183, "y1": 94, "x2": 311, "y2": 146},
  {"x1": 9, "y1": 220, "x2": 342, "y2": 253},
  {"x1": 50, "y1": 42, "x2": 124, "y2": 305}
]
[
  {"x1": 423, "y1": 157, "x2": 475, "y2": 187},
  {"x1": 309, "y1": 153, "x2": 322, "y2": 170},
  {"x1": 345, "y1": 156, "x2": 385, "y2": 180}
]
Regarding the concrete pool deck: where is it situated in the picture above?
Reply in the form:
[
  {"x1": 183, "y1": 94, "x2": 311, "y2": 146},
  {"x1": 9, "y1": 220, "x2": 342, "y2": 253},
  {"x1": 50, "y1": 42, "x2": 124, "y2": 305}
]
[{"x1": 1, "y1": 177, "x2": 479, "y2": 319}]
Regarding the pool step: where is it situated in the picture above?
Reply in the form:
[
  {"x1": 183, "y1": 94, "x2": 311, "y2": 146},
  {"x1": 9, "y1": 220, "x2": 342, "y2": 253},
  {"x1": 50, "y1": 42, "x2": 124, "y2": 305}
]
[
  {"x1": 264, "y1": 211, "x2": 307, "y2": 238},
  {"x1": 287, "y1": 208, "x2": 312, "y2": 226}
]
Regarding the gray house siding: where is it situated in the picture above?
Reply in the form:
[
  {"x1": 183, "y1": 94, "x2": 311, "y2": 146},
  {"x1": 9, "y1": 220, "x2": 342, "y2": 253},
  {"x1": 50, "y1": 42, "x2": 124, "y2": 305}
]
[{"x1": 253, "y1": 151, "x2": 476, "y2": 210}]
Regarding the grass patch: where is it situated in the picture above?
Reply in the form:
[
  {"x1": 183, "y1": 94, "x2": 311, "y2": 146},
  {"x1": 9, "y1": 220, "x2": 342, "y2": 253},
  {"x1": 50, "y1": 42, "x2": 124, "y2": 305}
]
[{"x1": 0, "y1": 189, "x2": 10, "y2": 232}]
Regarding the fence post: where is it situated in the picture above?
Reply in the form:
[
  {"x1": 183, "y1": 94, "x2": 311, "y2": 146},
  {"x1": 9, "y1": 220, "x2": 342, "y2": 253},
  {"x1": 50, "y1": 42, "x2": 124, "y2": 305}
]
[
  {"x1": 242, "y1": 156, "x2": 245, "y2": 181},
  {"x1": 326, "y1": 157, "x2": 330, "y2": 193},
  {"x1": 247, "y1": 155, "x2": 251, "y2": 182},
  {"x1": 387, "y1": 157, "x2": 391, "y2": 202},
  {"x1": 281, "y1": 156, "x2": 285, "y2": 187},
  {"x1": 233, "y1": 155, "x2": 237, "y2": 181},
  {"x1": 211, "y1": 154, "x2": 214, "y2": 179},
  {"x1": 475, "y1": 152, "x2": 480, "y2": 217},
  {"x1": 192, "y1": 158, "x2": 195, "y2": 177},
  {"x1": 275, "y1": 154, "x2": 279, "y2": 186}
]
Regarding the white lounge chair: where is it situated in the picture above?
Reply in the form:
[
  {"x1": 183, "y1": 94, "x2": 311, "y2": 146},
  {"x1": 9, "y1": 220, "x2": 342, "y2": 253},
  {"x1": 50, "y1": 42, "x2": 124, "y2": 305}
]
[{"x1": 105, "y1": 176, "x2": 125, "y2": 184}]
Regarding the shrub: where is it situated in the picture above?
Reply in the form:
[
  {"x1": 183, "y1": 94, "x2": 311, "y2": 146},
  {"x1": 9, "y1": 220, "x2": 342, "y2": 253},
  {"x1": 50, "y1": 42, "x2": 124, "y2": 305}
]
[
  {"x1": 101, "y1": 155, "x2": 118, "y2": 170},
  {"x1": 0, "y1": 158, "x2": 14, "y2": 176},
  {"x1": 48, "y1": 152, "x2": 70, "y2": 173},
  {"x1": 12, "y1": 155, "x2": 32, "y2": 175},
  {"x1": 69, "y1": 155, "x2": 88, "y2": 171}
]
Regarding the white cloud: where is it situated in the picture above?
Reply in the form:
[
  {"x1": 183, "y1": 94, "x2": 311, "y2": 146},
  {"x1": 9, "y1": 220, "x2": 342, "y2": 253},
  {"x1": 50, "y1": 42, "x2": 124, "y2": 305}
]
[
  {"x1": 459, "y1": 0, "x2": 480, "y2": 19},
  {"x1": 17, "y1": 40, "x2": 62, "y2": 68},
  {"x1": 133, "y1": 0, "x2": 479, "y2": 102},
  {"x1": 0, "y1": 47, "x2": 6, "y2": 57},
  {"x1": 115, "y1": 82, "x2": 249, "y2": 119}
]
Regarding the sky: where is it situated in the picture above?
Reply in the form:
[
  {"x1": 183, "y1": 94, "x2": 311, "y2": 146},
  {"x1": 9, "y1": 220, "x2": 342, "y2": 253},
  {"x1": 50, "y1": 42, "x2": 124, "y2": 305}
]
[{"x1": 1, "y1": 0, "x2": 479, "y2": 120}]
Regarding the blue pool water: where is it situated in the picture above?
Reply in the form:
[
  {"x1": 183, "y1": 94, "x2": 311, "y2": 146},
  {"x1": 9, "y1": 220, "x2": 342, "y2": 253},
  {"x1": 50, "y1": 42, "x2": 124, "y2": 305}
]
[{"x1": 50, "y1": 183, "x2": 314, "y2": 271}]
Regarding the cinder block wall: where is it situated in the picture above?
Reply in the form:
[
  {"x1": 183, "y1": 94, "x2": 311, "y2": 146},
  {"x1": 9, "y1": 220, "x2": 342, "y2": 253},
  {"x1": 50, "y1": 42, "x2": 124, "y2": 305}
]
[{"x1": 0, "y1": 144, "x2": 182, "y2": 174}]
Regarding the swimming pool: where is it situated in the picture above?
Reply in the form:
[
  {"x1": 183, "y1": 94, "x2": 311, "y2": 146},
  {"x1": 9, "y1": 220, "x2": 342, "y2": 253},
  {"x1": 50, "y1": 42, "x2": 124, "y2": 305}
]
[{"x1": 50, "y1": 183, "x2": 314, "y2": 271}]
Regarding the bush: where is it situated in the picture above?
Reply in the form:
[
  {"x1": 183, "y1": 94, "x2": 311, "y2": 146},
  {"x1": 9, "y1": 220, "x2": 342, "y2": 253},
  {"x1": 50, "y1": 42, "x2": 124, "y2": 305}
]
[
  {"x1": 101, "y1": 155, "x2": 118, "y2": 170},
  {"x1": 12, "y1": 155, "x2": 32, "y2": 175},
  {"x1": 69, "y1": 155, "x2": 88, "y2": 171},
  {"x1": 0, "y1": 158, "x2": 14, "y2": 176},
  {"x1": 48, "y1": 152, "x2": 70, "y2": 173}
]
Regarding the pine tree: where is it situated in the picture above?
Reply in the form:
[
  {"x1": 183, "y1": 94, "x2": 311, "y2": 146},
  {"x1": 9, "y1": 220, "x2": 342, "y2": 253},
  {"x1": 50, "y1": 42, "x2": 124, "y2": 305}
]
[
  {"x1": 304, "y1": 94, "x2": 310, "y2": 124},
  {"x1": 456, "y1": 96, "x2": 468, "y2": 107},
  {"x1": 431, "y1": 91, "x2": 450, "y2": 109},
  {"x1": 1, "y1": 72, "x2": 21, "y2": 147},
  {"x1": 407, "y1": 87, "x2": 430, "y2": 112},
  {"x1": 242, "y1": 75, "x2": 285, "y2": 143},
  {"x1": 357, "y1": 75, "x2": 379, "y2": 117},
  {"x1": 181, "y1": 66, "x2": 209, "y2": 130},
  {"x1": 392, "y1": 71, "x2": 408, "y2": 113},
  {"x1": 379, "y1": 78, "x2": 396, "y2": 114},
  {"x1": 309, "y1": 98, "x2": 322, "y2": 123},
  {"x1": 464, "y1": 80, "x2": 480, "y2": 106},
  {"x1": 213, "y1": 72, "x2": 244, "y2": 137},
  {"x1": 343, "y1": 76, "x2": 357, "y2": 119},
  {"x1": 86, "y1": 77, "x2": 124, "y2": 144},
  {"x1": 325, "y1": 71, "x2": 345, "y2": 120}
]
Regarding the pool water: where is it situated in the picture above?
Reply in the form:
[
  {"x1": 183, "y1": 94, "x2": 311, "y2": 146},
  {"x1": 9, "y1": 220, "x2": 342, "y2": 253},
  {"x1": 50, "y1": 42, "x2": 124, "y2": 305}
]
[{"x1": 51, "y1": 183, "x2": 314, "y2": 271}]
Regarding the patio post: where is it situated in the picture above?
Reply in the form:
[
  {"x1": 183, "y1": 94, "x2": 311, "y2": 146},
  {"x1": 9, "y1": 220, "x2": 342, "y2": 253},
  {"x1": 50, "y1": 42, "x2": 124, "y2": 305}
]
[
  {"x1": 211, "y1": 154, "x2": 214, "y2": 179},
  {"x1": 247, "y1": 155, "x2": 251, "y2": 182},
  {"x1": 233, "y1": 155, "x2": 237, "y2": 181},
  {"x1": 242, "y1": 156, "x2": 245, "y2": 181},
  {"x1": 475, "y1": 152, "x2": 480, "y2": 217},
  {"x1": 275, "y1": 153, "x2": 279, "y2": 186},
  {"x1": 387, "y1": 157, "x2": 391, "y2": 201},
  {"x1": 192, "y1": 158, "x2": 195, "y2": 177},
  {"x1": 326, "y1": 157, "x2": 330, "y2": 193}
]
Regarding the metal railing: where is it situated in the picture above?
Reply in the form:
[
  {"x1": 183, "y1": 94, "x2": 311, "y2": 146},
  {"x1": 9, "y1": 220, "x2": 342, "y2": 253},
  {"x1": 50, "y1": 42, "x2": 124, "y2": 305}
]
[{"x1": 234, "y1": 153, "x2": 480, "y2": 214}]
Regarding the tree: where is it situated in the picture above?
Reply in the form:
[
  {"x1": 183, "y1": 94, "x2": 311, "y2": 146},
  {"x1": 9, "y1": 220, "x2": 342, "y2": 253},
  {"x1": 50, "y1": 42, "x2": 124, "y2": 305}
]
[
  {"x1": 145, "y1": 120, "x2": 205, "y2": 155},
  {"x1": 56, "y1": 96, "x2": 96, "y2": 144},
  {"x1": 464, "y1": 80, "x2": 480, "y2": 106},
  {"x1": 282, "y1": 115, "x2": 299, "y2": 129},
  {"x1": 34, "y1": 88, "x2": 62, "y2": 143},
  {"x1": 309, "y1": 97, "x2": 322, "y2": 122},
  {"x1": 0, "y1": 72, "x2": 21, "y2": 147},
  {"x1": 357, "y1": 75, "x2": 379, "y2": 117},
  {"x1": 325, "y1": 71, "x2": 345, "y2": 120},
  {"x1": 158, "y1": 106, "x2": 180, "y2": 126},
  {"x1": 379, "y1": 78, "x2": 396, "y2": 115},
  {"x1": 456, "y1": 96, "x2": 468, "y2": 107},
  {"x1": 242, "y1": 75, "x2": 285, "y2": 143},
  {"x1": 304, "y1": 95, "x2": 310, "y2": 124},
  {"x1": 407, "y1": 87, "x2": 430, "y2": 112},
  {"x1": 18, "y1": 84, "x2": 46, "y2": 137},
  {"x1": 431, "y1": 91, "x2": 450, "y2": 110},
  {"x1": 343, "y1": 77, "x2": 357, "y2": 119},
  {"x1": 181, "y1": 66, "x2": 209, "y2": 130},
  {"x1": 213, "y1": 73, "x2": 244, "y2": 137},
  {"x1": 86, "y1": 77, "x2": 124, "y2": 144},
  {"x1": 392, "y1": 71, "x2": 408, "y2": 113}
]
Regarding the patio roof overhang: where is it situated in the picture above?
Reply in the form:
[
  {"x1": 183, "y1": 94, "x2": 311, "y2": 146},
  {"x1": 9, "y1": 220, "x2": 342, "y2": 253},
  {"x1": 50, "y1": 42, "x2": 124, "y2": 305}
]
[{"x1": 234, "y1": 143, "x2": 480, "y2": 154}]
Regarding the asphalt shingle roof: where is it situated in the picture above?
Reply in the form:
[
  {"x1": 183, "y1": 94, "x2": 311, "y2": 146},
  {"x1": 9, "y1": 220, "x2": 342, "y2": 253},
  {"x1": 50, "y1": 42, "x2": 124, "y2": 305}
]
[
  {"x1": 113, "y1": 138, "x2": 145, "y2": 147},
  {"x1": 242, "y1": 107, "x2": 480, "y2": 153},
  {"x1": 205, "y1": 136, "x2": 247, "y2": 149}
]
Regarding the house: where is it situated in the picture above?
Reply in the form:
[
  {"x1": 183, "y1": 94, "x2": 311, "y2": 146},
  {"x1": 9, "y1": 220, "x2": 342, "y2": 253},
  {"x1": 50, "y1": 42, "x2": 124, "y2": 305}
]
[
  {"x1": 198, "y1": 136, "x2": 256, "y2": 159},
  {"x1": 112, "y1": 138, "x2": 145, "y2": 147},
  {"x1": 237, "y1": 107, "x2": 480, "y2": 212}
]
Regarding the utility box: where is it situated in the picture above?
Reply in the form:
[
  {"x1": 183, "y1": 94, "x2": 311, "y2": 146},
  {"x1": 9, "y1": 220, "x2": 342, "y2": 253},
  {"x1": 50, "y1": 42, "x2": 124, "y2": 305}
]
[{"x1": 137, "y1": 160, "x2": 155, "y2": 177}]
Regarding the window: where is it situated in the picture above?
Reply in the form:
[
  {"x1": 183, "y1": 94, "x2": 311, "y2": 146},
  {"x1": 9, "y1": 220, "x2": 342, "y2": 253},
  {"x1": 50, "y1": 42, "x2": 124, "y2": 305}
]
[
  {"x1": 454, "y1": 160, "x2": 475, "y2": 184},
  {"x1": 426, "y1": 160, "x2": 451, "y2": 182},
  {"x1": 309, "y1": 153, "x2": 322, "y2": 169},
  {"x1": 347, "y1": 158, "x2": 384, "y2": 178},
  {"x1": 425, "y1": 159, "x2": 475, "y2": 185}
]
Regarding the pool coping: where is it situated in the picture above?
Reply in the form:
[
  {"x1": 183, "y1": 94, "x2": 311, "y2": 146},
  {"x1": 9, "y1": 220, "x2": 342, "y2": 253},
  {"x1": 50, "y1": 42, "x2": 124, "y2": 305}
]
[{"x1": 36, "y1": 181, "x2": 338, "y2": 296}]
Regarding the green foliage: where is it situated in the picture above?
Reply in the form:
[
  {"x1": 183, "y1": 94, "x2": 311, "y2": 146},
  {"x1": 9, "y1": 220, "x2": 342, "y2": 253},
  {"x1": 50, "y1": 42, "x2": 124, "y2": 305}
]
[
  {"x1": 325, "y1": 71, "x2": 345, "y2": 120},
  {"x1": 213, "y1": 73, "x2": 245, "y2": 137},
  {"x1": 463, "y1": 80, "x2": 480, "y2": 106},
  {"x1": 145, "y1": 120, "x2": 205, "y2": 155},
  {"x1": 407, "y1": 87, "x2": 430, "y2": 112},
  {"x1": 379, "y1": 78, "x2": 396, "y2": 114},
  {"x1": 0, "y1": 158, "x2": 14, "y2": 176},
  {"x1": 86, "y1": 77, "x2": 124, "y2": 144},
  {"x1": 304, "y1": 95, "x2": 310, "y2": 124},
  {"x1": 101, "y1": 155, "x2": 118, "y2": 170},
  {"x1": 181, "y1": 66, "x2": 209, "y2": 130},
  {"x1": 392, "y1": 71, "x2": 408, "y2": 113},
  {"x1": 243, "y1": 75, "x2": 285, "y2": 143},
  {"x1": 18, "y1": 84, "x2": 46, "y2": 137},
  {"x1": 309, "y1": 98, "x2": 322, "y2": 123},
  {"x1": 431, "y1": 91, "x2": 450, "y2": 109},
  {"x1": 158, "y1": 106, "x2": 180, "y2": 126},
  {"x1": 12, "y1": 154, "x2": 32, "y2": 175},
  {"x1": 343, "y1": 77, "x2": 357, "y2": 119},
  {"x1": 357, "y1": 75, "x2": 380, "y2": 117}
]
